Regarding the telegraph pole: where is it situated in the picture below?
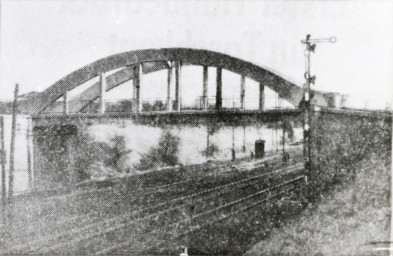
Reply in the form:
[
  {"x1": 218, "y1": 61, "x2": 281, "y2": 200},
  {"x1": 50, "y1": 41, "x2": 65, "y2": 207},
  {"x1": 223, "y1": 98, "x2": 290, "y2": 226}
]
[
  {"x1": 301, "y1": 35, "x2": 336, "y2": 174},
  {"x1": 9, "y1": 83, "x2": 19, "y2": 203}
]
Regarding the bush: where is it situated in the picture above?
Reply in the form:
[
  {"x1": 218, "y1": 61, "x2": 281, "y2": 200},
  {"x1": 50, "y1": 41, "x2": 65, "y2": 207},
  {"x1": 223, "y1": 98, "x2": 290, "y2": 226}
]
[
  {"x1": 201, "y1": 143, "x2": 220, "y2": 157},
  {"x1": 137, "y1": 130, "x2": 180, "y2": 170},
  {"x1": 72, "y1": 133, "x2": 131, "y2": 180}
]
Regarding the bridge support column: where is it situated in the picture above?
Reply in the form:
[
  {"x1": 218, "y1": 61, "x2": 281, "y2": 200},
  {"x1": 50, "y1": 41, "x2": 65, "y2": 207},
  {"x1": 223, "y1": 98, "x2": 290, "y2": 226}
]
[
  {"x1": 259, "y1": 82, "x2": 265, "y2": 111},
  {"x1": 175, "y1": 61, "x2": 182, "y2": 111},
  {"x1": 202, "y1": 66, "x2": 208, "y2": 110},
  {"x1": 133, "y1": 64, "x2": 142, "y2": 113},
  {"x1": 167, "y1": 62, "x2": 173, "y2": 111},
  {"x1": 99, "y1": 72, "x2": 106, "y2": 114},
  {"x1": 63, "y1": 90, "x2": 69, "y2": 115},
  {"x1": 240, "y1": 75, "x2": 245, "y2": 110},
  {"x1": 216, "y1": 67, "x2": 222, "y2": 110}
]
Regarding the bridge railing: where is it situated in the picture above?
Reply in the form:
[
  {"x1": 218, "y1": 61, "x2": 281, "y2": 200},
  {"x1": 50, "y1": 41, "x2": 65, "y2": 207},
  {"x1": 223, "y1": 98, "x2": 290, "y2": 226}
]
[
  {"x1": 41, "y1": 97, "x2": 248, "y2": 114},
  {"x1": 39, "y1": 95, "x2": 301, "y2": 115},
  {"x1": 185, "y1": 97, "x2": 242, "y2": 110}
]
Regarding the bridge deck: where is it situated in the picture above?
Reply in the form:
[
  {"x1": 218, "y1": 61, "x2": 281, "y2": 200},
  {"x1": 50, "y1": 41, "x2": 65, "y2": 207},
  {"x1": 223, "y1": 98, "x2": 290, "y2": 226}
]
[
  {"x1": 31, "y1": 109, "x2": 303, "y2": 126},
  {"x1": 32, "y1": 108, "x2": 393, "y2": 119},
  {"x1": 30, "y1": 108, "x2": 392, "y2": 127},
  {"x1": 33, "y1": 108, "x2": 301, "y2": 119}
]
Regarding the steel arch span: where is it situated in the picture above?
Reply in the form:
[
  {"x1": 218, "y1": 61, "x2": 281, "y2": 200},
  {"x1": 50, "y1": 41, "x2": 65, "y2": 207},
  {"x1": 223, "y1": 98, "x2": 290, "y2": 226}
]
[{"x1": 19, "y1": 48, "x2": 330, "y2": 114}]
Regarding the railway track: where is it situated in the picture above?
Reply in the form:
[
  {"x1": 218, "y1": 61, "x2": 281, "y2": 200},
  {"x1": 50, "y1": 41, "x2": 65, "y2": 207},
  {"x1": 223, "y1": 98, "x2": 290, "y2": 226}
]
[
  {"x1": 94, "y1": 175, "x2": 305, "y2": 255},
  {"x1": 36, "y1": 147, "x2": 302, "y2": 203},
  {"x1": 4, "y1": 163, "x2": 303, "y2": 254},
  {"x1": 136, "y1": 187, "x2": 301, "y2": 255},
  {"x1": 4, "y1": 152, "x2": 300, "y2": 236},
  {"x1": 1, "y1": 153, "x2": 304, "y2": 254}
]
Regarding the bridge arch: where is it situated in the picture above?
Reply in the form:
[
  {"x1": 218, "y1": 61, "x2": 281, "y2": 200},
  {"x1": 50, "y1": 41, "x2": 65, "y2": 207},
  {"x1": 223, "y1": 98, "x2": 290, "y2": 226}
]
[{"x1": 20, "y1": 48, "x2": 329, "y2": 114}]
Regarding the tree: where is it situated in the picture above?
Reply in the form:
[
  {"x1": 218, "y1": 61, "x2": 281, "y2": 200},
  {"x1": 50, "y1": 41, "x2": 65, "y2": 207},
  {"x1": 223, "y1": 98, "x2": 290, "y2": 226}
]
[{"x1": 137, "y1": 130, "x2": 180, "y2": 170}]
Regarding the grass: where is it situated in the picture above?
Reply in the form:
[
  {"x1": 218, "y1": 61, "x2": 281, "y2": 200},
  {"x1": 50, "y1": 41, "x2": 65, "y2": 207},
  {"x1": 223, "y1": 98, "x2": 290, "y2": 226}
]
[{"x1": 246, "y1": 153, "x2": 391, "y2": 256}]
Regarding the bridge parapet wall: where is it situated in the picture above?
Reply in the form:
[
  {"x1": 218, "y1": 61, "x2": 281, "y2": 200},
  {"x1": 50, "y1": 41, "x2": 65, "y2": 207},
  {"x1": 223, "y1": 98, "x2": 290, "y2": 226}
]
[{"x1": 31, "y1": 109, "x2": 302, "y2": 128}]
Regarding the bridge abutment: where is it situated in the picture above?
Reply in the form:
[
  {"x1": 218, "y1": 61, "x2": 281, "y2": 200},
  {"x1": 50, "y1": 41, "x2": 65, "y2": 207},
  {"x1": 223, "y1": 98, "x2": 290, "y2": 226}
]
[{"x1": 33, "y1": 124, "x2": 78, "y2": 187}]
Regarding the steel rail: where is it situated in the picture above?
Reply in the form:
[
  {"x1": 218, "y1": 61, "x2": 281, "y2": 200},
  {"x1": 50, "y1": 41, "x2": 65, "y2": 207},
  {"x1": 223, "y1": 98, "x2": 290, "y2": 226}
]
[
  {"x1": 4, "y1": 163, "x2": 303, "y2": 254},
  {"x1": 94, "y1": 176, "x2": 304, "y2": 255},
  {"x1": 8, "y1": 153, "x2": 298, "y2": 235}
]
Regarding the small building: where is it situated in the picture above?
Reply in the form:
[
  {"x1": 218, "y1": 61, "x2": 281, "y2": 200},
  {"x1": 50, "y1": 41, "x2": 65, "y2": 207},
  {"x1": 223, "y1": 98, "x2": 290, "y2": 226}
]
[{"x1": 324, "y1": 92, "x2": 348, "y2": 109}]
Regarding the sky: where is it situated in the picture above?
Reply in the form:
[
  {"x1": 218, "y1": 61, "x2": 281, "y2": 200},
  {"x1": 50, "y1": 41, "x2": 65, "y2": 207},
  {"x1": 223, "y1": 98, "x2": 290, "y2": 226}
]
[{"x1": 0, "y1": 0, "x2": 392, "y2": 109}]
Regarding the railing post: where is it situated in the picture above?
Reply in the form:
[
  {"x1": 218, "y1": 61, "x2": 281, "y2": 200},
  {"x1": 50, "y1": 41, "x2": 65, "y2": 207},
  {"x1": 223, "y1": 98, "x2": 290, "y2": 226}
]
[
  {"x1": 216, "y1": 67, "x2": 222, "y2": 110},
  {"x1": 240, "y1": 75, "x2": 246, "y2": 110},
  {"x1": 203, "y1": 66, "x2": 208, "y2": 110},
  {"x1": 99, "y1": 72, "x2": 106, "y2": 114}
]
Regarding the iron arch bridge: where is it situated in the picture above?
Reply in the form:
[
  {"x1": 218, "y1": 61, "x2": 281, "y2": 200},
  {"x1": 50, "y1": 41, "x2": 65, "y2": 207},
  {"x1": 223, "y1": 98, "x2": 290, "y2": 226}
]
[{"x1": 19, "y1": 48, "x2": 332, "y2": 116}]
